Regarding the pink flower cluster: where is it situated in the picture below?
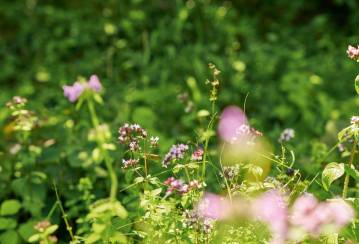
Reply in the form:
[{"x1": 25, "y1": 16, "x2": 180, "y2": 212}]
[
  {"x1": 63, "y1": 74, "x2": 102, "y2": 102},
  {"x1": 291, "y1": 193, "x2": 354, "y2": 236},
  {"x1": 122, "y1": 158, "x2": 139, "y2": 169},
  {"x1": 191, "y1": 148, "x2": 204, "y2": 161},
  {"x1": 217, "y1": 106, "x2": 262, "y2": 144},
  {"x1": 118, "y1": 123, "x2": 148, "y2": 152},
  {"x1": 197, "y1": 191, "x2": 354, "y2": 244},
  {"x1": 164, "y1": 177, "x2": 201, "y2": 196},
  {"x1": 347, "y1": 45, "x2": 359, "y2": 61}
]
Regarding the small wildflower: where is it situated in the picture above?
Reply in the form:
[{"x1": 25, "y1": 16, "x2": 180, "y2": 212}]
[
  {"x1": 129, "y1": 140, "x2": 141, "y2": 152},
  {"x1": 63, "y1": 74, "x2": 102, "y2": 102},
  {"x1": 88, "y1": 74, "x2": 102, "y2": 92},
  {"x1": 63, "y1": 82, "x2": 85, "y2": 102},
  {"x1": 122, "y1": 158, "x2": 139, "y2": 169},
  {"x1": 150, "y1": 136, "x2": 159, "y2": 147},
  {"x1": 338, "y1": 143, "x2": 345, "y2": 152},
  {"x1": 162, "y1": 144, "x2": 189, "y2": 167},
  {"x1": 221, "y1": 165, "x2": 240, "y2": 180},
  {"x1": 164, "y1": 177, "x2": 189, "y2": 195},
  {"x1": 278, "y1": 128, "x2": 295, "y2": 143},
  {"x1": 34, "y1": 220, "x2": 51, "y2": 232},
  {"x1": 347, "y1": 45, "x2": 359, "y2": 61},
  {"x1": 191, "y1": 148, "x2": 204, "y2": 161},
  {"x1": 351, "y1": 116, "x2": 359, "y2": 125},
  {"x1": 6, "y1": 96, "x2": 27, "y2": 108}
]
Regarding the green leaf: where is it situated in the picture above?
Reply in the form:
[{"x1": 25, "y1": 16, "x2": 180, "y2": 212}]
[
  {"x1": 322, "y1": 162, "x2": 345, "y2": 191},
  {"x1": 0, "y1": 217, "x2": 17, "y2": 230},
  {"x1": 0, "y1": 230, "x2": 19, "y2": 244},
  {"x1": 1, "y1": 200, "x2": 21, "y2": 216},
  {"x1": 355, "y1": 74, "x2": 359, "y2": 95},
  {"x1": 28, "y1": 233, "x2": 40, "y2": 243},
  {"x1": 344, "y1": 165, "x2": 359, "y2": 181},
  {"x1": 44, "y1": 224, "x2": 58, "y2": 235}
]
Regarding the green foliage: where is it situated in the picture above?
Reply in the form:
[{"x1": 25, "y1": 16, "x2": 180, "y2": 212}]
[{"x1": 0, "y1": 0, "x2": 359, "y2": 243}]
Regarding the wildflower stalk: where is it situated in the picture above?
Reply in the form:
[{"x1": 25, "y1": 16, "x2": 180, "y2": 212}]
[
  {"x1": 342, "y1": 138, "x2": 357, "y2": 198},
  {"x1": 201, "y1": 63, "x2": 220, "y2": 180},
  {"x1": 87, "y1": 98, "x2": 118, "y2": 201},
  {"x1": 53, "y1": 182, "x2": 75, "y2": 241}
]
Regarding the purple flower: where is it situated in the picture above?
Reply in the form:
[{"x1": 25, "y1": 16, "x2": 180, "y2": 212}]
[
  {"x1": 197, "y1": 193, "x2": 232, "y2": 220},
  {"x1": 63, "y1": 82, "x2": 85, "y2": 102},
  {"x1": 162, "y1": 144, "x2": 189, "y2": 167},
  {"x1": 63, "y1": 74, "x2": 102, "y2": 102},
  {"x1": 88, "y1": 74, "x2": 102, "y2": 92},
  {"x1": 150, "y1": 136, "x2": 159, "y2": 147},
  {"x1": 347, "y1": 45, "x2": 359, "y2": 61},
  {"x1": 163, "y1": 177, "x2": 189, "y2": 195}
]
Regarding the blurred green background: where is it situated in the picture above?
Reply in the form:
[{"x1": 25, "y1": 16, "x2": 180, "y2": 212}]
[
  {"x1": 2, "y1": 0, "x2": 359, "y2": 188},
  {"x1": 0, "y1": 0, "x2": 359, "y2": 242}
]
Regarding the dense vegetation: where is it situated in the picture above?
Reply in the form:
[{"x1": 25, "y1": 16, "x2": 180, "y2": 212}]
[{"x1": 0, "y1": 0, "x2": 359, "y2": 243}]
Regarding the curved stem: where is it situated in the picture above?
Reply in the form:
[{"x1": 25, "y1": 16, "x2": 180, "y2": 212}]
[{"x1": 342, "y1": 139, "x2": 357, "y2": 198}]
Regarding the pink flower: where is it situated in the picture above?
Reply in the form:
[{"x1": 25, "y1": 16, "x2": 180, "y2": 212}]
[
  {"x1": 218, "y1": 106, "x2": 248, "y2": 143},
  {"x1": 88, "y1": 74, "x2": 102, "y2": 92},
  {"x1": 63, "y1": 82, "x2": 85, "y2": 102},
  {"x1": 252, "y1": 190, "x2": 288, "y2": 244},
  {"x1": 347, "y1": 45, "x2": 359, "y2": 61},
  {"x1": 291, "y1": 193, "x2": 320, "y2": 234},
  {"x1": 63, "y1": 74, "x2": 102, "y2": 102},
  {"x1": 327, "y1": 199, "x2": 355, "y2": 227},
  {"x1": 191, "y1": 148, "x2": 204, "y2": 161},
  {"x1": 197, "y1": 193, "x2": 232, "y2": 220}
]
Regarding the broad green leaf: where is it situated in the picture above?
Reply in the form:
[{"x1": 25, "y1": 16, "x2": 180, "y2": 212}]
[
  {"x1": 1, "y1": 200, "x2": 21, "y2": 216},
  {"x1": 322, "y1": 162, "x2": 345, "y2": 191},
  {"x1": 0, "y1": 230, "x2": 19, "y2": 244},
  {"x1": 0, "y1": 218, "x2": 17, "y2": 230}
]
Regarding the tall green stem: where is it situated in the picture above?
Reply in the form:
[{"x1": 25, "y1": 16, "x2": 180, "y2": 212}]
[
  {"x1": 87, "y1": 99, "x2": 118, "y2": 201},
  {"x1": 342, "y1": 139, "x2": 357, "y2": 198},
  {"x1": 201, "y1": 104, "x2": 216, "y2": 180}
]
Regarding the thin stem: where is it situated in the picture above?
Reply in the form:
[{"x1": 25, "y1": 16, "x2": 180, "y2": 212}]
[
  {"x1": 53, "y1": 182, "x2": 75, "y2": 241},
  {"x1": 201, "y1": 111, "x2": 217, "y2": 180},
  {"x1": 342, "y1": 139, "x2": 357, "y2": 198}
]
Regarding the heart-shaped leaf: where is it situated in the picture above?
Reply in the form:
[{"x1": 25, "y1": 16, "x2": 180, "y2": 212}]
[{"x1": 322, "y1": 162, "x2": 345, "y2": 191}]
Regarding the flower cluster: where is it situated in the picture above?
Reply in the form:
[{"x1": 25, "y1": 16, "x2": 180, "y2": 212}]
[
  {"x1": 191, "y1": 148, "x2": 203, "y2": 161},
  {"x1": 6, "y1": 96, "x2": 27, "y2": 109},
  {"x1": 278, "y1": 128, "x2": 295, "y2": 143},
  {"x1": 347, "y1": 45, "x2": 359, "y2": 61},
  {"x1": 122, "y1": 158, "x2": 140, "y2": 169},
  {"x1": 183, "y1": 210, "x2": 214, "y2": 234},
  {"x1": 231, "y1": 124, "x2": 263, "y2": 145},
  {"x1": 197, "y1": 191, "x2": 355, "y2": 244},
  {"x1": 118, "y1": 123, "x2": 148, "y2": 152},
  {"x1": 150, "y1": 136, "x2": 159, "y2": 148},
  {"x1": 290, "y1": 193, "x2": 354, "y2": 237},
  {"x1": 164, "y1": 177, "x2": 202, "y2": 195},
  {"x1": 63, "y1": 74, "x2": 102, "y2": 102},
  {"x1": 220, "y1": 165, "x2": 240, "y2": 180},
  {"x1": 34, "y1": 220, "x2": 51, "y2": 232},
  {"x1": 162, "y1": 144, "x2": 189, "y2": 167}
]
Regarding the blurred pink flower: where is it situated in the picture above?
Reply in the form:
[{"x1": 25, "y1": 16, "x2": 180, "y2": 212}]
[
  {"x1": 252, "y1": 190, "x2": 288, "y2": 244},
  {"x1": 327, "y1": 199, "x2": 355, "y2": 227},
  {"x1": 88, "y1": 74, "x2": 102, "y2": 92},
  {"x1": 63, "y1": 74, "x2": 102, "y2": 102},
  {"x1": 63, "y1": 82, "x2": 85, "y2": 102},
  {"x1": 197, "y1": 193, "x2": 232, "y2": 220},
  {"x1": 218, "y1": 106, "x2": 247, "y2": 143}
]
